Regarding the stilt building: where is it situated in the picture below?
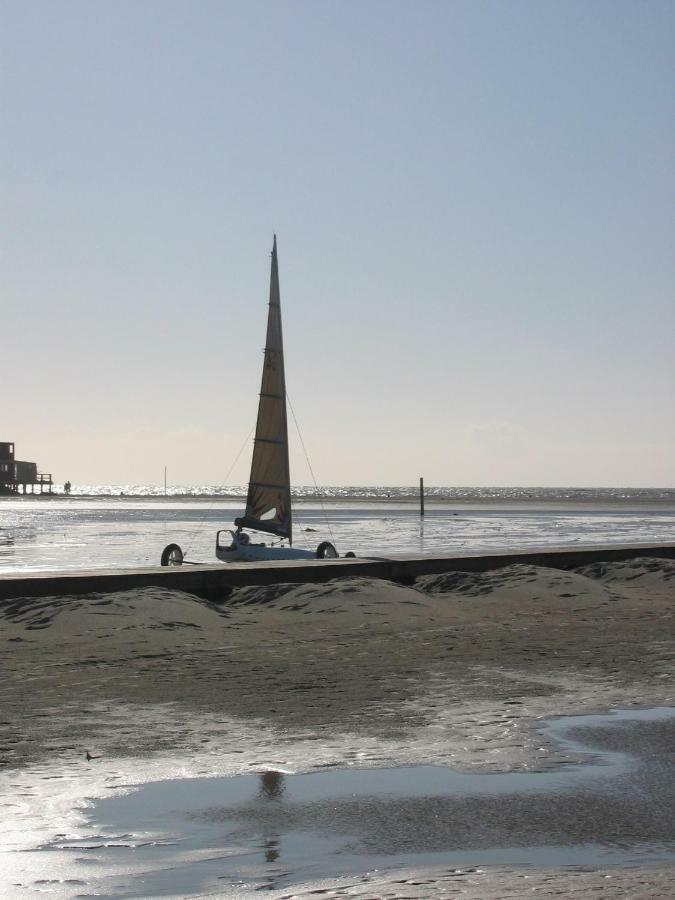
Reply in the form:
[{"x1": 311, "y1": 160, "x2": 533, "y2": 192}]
[{"x1": 0, "y1": 442, "x2": 53, "y2": 495}]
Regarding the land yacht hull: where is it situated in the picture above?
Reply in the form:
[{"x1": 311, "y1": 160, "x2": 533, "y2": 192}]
[{"x1": 216, "y1": 530, "x2": 321, "y2": 563}]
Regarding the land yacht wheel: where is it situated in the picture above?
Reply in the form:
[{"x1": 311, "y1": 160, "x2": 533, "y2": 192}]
[
  {"x1": 161, "y1": 543, "x2": 184, "y2": 566},
  {"x1": 316, "y1": 541, "x2": 338, "y2": 559}
]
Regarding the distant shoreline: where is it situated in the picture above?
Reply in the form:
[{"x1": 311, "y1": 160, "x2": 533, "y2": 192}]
[{"x1": 2, "y1": 491, "x2": 674, "y2": 511}]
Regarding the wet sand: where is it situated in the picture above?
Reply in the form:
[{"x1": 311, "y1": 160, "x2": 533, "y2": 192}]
[
  {"x1": 1, "y1": 556, "x2": 674, "y2": 896},
  {"x1": 2, "y1": 494, "x2": 674, "y2": 573}
]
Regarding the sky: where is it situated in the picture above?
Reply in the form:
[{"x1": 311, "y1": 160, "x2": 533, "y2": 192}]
[{"x1": 2, "y1": 0, "x2": 674, "y2": 487}]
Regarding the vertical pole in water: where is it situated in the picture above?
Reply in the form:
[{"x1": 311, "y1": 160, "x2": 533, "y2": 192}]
[
  {"x1": 164, "y1": 466, "x2": 167, "y2": 497},
  {"x1": 420, "y1": 476, "x2": 425, "y2": 517}
]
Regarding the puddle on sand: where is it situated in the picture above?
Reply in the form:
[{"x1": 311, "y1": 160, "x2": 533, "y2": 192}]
[{"x1": 36, "y1": 707, "x2": 675, "y2": 897}]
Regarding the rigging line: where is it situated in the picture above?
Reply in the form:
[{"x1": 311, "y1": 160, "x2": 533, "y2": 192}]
[
  {"x1": 287, "y1": 392, "x2": 336, "y2": 545},
  {"x1": 182, "y1": 424, "x2": 255, "y2": 560}
]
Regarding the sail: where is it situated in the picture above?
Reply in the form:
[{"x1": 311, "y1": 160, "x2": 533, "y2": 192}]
[{"x1": 235, "y1": 236, "x2": 293, "y2": 541}]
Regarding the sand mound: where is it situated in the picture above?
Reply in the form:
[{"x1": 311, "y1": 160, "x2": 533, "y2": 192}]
[
  {"x1": 228, "y1": 576, "x2": 431, "y2": 614},
  {"x1": 575, "y1": 556, "x2": 675, "y2": 584},
  {"x1": 225, "y1": 577, "x2": 435, "y2": 630},
  {"x1": 0, "y1": 587, "x2": 228, "y2": 647},
  {"x1": 415, "y1": 563, "x2": 597, "y2": 600}
]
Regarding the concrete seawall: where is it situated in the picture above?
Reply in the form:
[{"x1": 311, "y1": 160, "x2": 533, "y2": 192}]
[{"x1": 1, "y1": 542, "x2": 674, "y2": 601}]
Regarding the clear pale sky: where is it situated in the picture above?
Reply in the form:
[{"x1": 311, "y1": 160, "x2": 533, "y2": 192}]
[{"x1": 2, "y1": 0, "x2": 674, "y2": 487}]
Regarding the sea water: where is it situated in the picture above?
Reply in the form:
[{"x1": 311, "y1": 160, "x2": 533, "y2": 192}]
[{"x1": 0, "y1": 487, "x2": 673, "y2": 572}]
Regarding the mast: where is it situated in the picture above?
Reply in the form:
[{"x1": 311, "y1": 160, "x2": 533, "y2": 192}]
[{"x1": 235, "y1": 236, "x2": 293, "y2": 542}]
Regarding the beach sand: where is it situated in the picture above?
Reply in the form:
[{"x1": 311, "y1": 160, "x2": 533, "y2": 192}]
[{"x1": 1, "y1": 556, "x2": 673, "y2": 896}]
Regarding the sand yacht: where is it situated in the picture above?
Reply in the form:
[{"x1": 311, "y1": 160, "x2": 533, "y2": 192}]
[{"x1": 161, "y1": 237, "x2": 340, "y2": 566}]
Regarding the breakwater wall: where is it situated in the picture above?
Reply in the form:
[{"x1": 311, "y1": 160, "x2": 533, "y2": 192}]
[{"x1": 1, "y1": 542, "x2": 674, "y2": 601}]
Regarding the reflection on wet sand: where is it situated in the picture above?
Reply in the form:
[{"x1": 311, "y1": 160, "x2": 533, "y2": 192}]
[
  {"x1": 263, "y1": 837, "x2": 280, "y2": 863},
  {"x1": 259, "y1": 771, "x2": 285, "y2": 863},
  {"x1": 259, "y1": 770, "x2": 285, "y2": 801},
  {"x1": 36, "y1": 709, "x2": 674, "y2": 897}
]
